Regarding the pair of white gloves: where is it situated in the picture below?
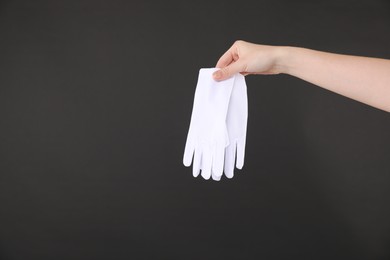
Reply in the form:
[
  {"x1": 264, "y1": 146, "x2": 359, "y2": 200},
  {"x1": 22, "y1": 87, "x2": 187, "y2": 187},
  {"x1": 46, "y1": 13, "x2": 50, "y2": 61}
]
[{"x1": 183, "y1": 68, "x2": 248, "y2": 181}]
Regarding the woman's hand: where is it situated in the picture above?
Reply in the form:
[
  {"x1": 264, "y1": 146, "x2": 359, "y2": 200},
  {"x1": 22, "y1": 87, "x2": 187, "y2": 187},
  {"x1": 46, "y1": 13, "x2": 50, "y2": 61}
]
[
  {"x1": 213, "y1": 40, "x2": 286, "y2": 81},
  {"x1": 213, "y1": 40, "x2": 390, "y2": 112}
]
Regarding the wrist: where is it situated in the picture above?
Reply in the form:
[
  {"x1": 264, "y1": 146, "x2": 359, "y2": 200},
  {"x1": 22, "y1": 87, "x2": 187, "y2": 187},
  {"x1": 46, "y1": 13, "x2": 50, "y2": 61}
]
[{"x1": 274, "y1": 46, "x2": 295, "y2": 75}]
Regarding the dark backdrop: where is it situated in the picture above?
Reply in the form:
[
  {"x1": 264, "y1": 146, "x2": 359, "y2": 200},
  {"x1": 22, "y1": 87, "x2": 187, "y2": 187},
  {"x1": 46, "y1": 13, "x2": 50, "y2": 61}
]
[{"x1": 0, "y1": 0, "x2": 389, "y2": 259}]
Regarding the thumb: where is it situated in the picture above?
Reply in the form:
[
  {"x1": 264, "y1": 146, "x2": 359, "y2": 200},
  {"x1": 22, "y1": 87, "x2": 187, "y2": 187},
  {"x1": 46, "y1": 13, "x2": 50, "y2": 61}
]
[{"x1": 213, "y1": 61, "x2": 245, "y2": 81}]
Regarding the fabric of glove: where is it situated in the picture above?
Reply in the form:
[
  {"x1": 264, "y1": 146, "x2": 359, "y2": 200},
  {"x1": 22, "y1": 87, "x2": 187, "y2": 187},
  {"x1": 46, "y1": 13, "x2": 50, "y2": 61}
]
[
  {"x1": 211, "y1": 73, "x2": 248, "y2": 180},
  {"x1": 183, "y1": 68, "x2": 235, "y2": 180}
]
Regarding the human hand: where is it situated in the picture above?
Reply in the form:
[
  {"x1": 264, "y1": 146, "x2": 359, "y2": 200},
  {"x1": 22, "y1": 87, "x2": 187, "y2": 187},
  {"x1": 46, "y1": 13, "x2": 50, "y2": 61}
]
[{"x1": 213, "y1": 40, "x2": 285, "y2": 81}]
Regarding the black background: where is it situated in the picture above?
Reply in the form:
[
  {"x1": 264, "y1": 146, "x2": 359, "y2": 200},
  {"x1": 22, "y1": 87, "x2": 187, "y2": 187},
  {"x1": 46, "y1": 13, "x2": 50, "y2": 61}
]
[{"x1": 0, "y1": 0, "x2": 390, "y2": 259}]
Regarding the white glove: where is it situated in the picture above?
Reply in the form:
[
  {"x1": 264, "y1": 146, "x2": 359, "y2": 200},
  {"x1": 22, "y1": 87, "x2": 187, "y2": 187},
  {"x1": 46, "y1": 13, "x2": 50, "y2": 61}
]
[
  {"x1": 183, "y1": 68, "x2": 235, "y2": 180},
  {"x1": 211, "y1": 73, "x2": 248, "y2": 181}
]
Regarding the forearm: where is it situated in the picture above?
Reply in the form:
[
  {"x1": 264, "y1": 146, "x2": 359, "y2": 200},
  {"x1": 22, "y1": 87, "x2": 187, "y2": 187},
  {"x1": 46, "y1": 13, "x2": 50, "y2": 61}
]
[{"x1": 278, "y1": 47, "x2": 390, "y2": 112}]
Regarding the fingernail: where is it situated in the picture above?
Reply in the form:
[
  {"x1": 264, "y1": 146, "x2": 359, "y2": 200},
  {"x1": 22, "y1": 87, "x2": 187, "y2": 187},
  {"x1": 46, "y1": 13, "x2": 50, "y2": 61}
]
[{"x1": 213, "y1": 70, "x2": 222, "y2": 80}]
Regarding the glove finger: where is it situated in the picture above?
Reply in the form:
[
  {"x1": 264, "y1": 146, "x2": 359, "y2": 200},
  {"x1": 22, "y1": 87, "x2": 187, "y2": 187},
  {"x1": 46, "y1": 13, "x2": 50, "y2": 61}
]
[
  {"x1": 236, "y1": 138, "x2": 246, "y2": 169},
  {"x1": 224, "y1": 142, "x2": 236, "y2": 179},
  {"x1": 212, "y1": 144, "x2": 224, "y2": 178},
  {"x1": 211, "y1": 169, "x2": 221, "y2": 181},
  {"x1": 183, "y1": 140, "x2": 195, "y2": 167},
  {"x1": 192, "y1": 146, "x2": 202, "y2": 177},
  {"x1": 201, "y1": 146, "x2": 212, "y2": 180}
]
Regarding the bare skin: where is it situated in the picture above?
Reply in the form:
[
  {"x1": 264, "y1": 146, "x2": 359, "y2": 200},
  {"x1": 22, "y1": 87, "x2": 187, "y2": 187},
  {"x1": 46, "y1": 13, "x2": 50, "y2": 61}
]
[{"x1": 213, "y1": 40, "x2": 390, "y2": 112}]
